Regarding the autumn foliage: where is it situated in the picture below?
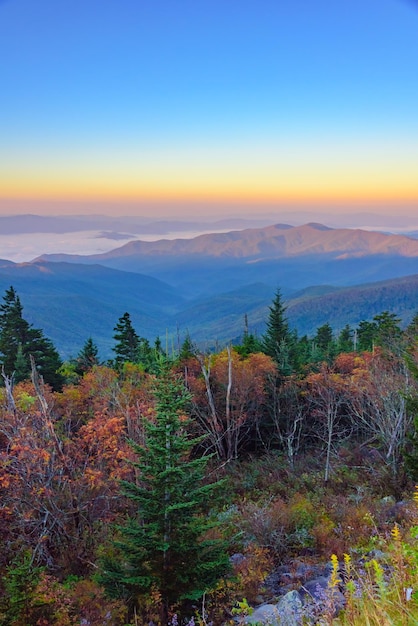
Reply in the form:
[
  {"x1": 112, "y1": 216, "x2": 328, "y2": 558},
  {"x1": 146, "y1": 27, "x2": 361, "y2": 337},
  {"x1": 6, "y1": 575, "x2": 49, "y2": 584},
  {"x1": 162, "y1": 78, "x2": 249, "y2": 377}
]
[{"x1": 1, "y1": 299, "x2": 418, "y2": 623}]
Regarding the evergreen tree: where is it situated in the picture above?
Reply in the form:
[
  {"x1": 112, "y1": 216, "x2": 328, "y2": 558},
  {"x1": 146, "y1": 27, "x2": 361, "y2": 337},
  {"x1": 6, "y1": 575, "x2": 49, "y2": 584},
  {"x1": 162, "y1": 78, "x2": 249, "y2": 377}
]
[
  {"x1": 0, "y1": 552, "x2": 43, "y2": 626},
  {"x1": 178, "y1": 333, "x2": 195, "y2": 361},
  {"x1": 294, "y1": 334, "x2": 311, "y2": 369},
  {"x1": 27, "y1": 328, "x2": 64, "y2": 391},
  {"x1": 99, "y1": 365, "x2": 229, "y2": 621},
  {"x1": 337, "y1": 324, "x2": 354, "y2": 353},
  {"x1": 0, "y1": 287, "x2": 30, "y2": 376},
  {"x1": 112, "y1": 312, "x2": 139, "y2": 366},
  {"x1": 357, "y1": 312, "x2": 402, "y2": 352},
  {"x1": 0, "y1": 287, "x2": 63, "y2": 390},
  {"x1": 75, "y1": 337, "x2": 100, "y2": 374},
  {"x1": 235, "y1": 331, "x2": 262, "y2": 358},
  {"x1": 373, "y1": 311, "x2": 402, "y2": 348},
  {"x1": 137, "y1": 336, "x2": 153, "y2": 370},
  {"x1": 357, "y1": 320, "x2": 378, "y2": 352},
  {"x1": 314, "y1": 323, "x2": 333, "y2": 352},
  {"x1": 406, "y1": 312, "x2": 418, "y2": 340},
  {"x1": 261, "y1": 289, "x2": 295, "y2": 374},
  {"x1": 312, "y1": 322, "x2": 336, "y2": 363}
]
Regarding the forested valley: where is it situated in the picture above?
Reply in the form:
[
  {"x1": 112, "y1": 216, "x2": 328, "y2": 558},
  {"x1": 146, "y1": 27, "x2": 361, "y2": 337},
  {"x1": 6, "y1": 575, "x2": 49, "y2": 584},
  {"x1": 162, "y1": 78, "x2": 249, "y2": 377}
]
[{"x1": 1, "y1": 285, "x2": 418, "y2": 625}]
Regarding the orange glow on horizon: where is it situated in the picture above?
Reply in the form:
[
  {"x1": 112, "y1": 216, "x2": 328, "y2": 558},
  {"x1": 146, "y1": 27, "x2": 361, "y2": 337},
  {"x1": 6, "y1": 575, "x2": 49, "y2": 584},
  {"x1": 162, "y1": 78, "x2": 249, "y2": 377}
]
[{"x1": 1, "y1": 179, "x2": 418, "y2": 207}]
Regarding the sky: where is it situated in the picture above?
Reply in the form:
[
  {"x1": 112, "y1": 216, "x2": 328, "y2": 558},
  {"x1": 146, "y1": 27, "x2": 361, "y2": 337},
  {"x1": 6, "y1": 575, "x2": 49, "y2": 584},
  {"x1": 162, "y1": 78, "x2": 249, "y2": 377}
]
[{"x1": 1, "y1": 0, "x2": 418, "y2": 218}]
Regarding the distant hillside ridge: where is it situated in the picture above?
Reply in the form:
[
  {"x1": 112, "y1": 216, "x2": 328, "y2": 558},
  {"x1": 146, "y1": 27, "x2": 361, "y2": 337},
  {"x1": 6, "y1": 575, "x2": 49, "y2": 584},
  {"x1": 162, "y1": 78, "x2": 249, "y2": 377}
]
[
  {"x1": 285, "y1": 273, "x2": 418, "y2": 336},
  {"x1": 0, "y1": 257, "x2": 417, "y2": 358},
  {"x1": 34, "y1": 223, "x2": 418, "y2": 300},
  {"x1": 35, "y1": 222, "x2": 418, "y2": 263}
]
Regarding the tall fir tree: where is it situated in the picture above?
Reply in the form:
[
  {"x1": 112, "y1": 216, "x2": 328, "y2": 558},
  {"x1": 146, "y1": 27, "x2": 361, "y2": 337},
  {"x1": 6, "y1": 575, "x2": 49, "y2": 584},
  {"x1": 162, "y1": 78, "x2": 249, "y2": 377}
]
[
  {"x1": 0, "y1": 286, "x2": 63, "y2": 390},
  {"x1": 337, "y1": 324, "x2": 354, "y2": 353},
  {"x1": 99, "y1": 364, "x2": 229, "y2": 622},
  {"x1": 357, "y1": 319, "x2": 377, "y2": 352},
  {"x1": 0, "y1": 286, "x2": 29, "y2": 375},
  {"x1": 261, "y1": 289, "x2": 295, "y2": 374},
  {"x1": 75, "y1": 337, "x2": 100, "y2": 374},
  {"x1": 312, "y1": 322, "x2": 336, "y2": 363},
  {"x1": 112, "y1": 312, "x2": 139, "y2": 366}
]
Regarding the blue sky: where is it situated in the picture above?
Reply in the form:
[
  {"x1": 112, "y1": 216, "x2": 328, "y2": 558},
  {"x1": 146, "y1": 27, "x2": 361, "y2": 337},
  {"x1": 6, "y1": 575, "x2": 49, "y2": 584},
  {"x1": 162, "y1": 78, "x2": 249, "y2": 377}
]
[{"x1": 1, "y1": 0, "x2": 418, "y2": 216}]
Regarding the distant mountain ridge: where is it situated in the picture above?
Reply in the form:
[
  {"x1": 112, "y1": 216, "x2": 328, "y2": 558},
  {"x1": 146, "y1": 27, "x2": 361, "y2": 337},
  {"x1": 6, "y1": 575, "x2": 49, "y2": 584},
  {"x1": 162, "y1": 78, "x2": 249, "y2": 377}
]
[
  {"x1": 35, "y1": 223, "x2": 418, "y2": 299},
  {"x1": 37, "y1": 222, "x2": 418, "y2": 263},
  {"x1": 0, "y1": 213, "x2": 277, "y2": 235},
  {"x1": 0, "y1": 258, "x2": 417, "y2": 358},
  {"x1": 0, "y1": 222, "x2": 417, "y2": 357}
]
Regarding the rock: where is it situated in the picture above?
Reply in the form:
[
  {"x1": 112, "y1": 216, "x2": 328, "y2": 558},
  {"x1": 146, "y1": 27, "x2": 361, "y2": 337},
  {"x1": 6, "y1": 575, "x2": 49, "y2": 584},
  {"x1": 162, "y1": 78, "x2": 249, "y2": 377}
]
[
  {"x1": 244, "y1": 604, "x2": 280, "y2": 625},
  {"x1": 299, "y1": 576, "x2": 330, "y2": 600},
  {"x1": 380, "y1": 495, "x2": 396, "y2": 507},
  {"x1": 243, "y1": 592, "x2": 303, "y2": 625},
  {"x1": 300, "y1": 576, "x2": 345, "y2": 619},
  {"x1": 367, "y1": 549, "x2": 386, "y2": 561},
  {"x1": 230, "y1": 553, "x2": 246, "y2": 566},
  {"x1": 276, "y1": 590, "x2": 303, "y2": 625},
  {"x1": 265, "y1": 560, "x2": 326, "y2": 595}
]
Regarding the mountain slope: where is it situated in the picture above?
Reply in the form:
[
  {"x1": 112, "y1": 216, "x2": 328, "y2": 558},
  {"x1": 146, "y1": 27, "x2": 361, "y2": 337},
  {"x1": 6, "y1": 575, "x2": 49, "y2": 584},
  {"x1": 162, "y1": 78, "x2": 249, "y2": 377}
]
[
  {"x1": 35, "y1": 223, "x2": 418, "y2": 298},
  {"x1": 0, "y1": 259, "x2": 417, "y2": 357},
  {"x1": 37, "y1": 222, "x2": 418, "y2": 262},
  {"x1": 0, "y1": 260, "x2": 184, "y2": 358},
  {"x1": 285, "y1": 274, "x2": 418, "y2": 336},
  {"x1": 172, "y1": 275, "x2": 418, "y2": 344}
]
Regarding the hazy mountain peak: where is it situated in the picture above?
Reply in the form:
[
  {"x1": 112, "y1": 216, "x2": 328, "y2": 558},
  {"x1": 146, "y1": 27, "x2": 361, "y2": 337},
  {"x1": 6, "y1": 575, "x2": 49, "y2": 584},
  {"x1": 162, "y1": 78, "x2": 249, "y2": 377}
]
[{"x1": 34, "y1": 222, "x2": 418, "y2": 265}]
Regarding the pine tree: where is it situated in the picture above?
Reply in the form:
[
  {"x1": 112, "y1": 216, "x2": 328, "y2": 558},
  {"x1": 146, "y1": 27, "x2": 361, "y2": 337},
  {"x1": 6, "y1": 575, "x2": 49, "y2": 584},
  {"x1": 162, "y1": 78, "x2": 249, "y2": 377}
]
[
  {"x1": 178, "y1": 333, "x2": 195, "y2": 361},
  {"x1": 373, "y1": 311, "x2": 402, "y2": 348},
  {"x1": 0, "y1": 287, "x2": 63, "y2": 390},
  {"x1": 112, "y1": 312, "x2": 139, "y2": 366},
  {"x1": 313, "y1": 322, "x2": 336, "y2": 362},
  {"x1": 99, "y1": 364, "x2": 229, "y2": 621},
  {"x1": 0, "y1": 286, "x2": 30, "y2": 376},
  {"x1": 337, "y1": 324, "x2": 354, "y2": 353},
  {"x1": 75, "y1": 337, "x2": 100, "y2": 374},
  {"x1": 137, "y1": 336, "x2": 153, "y2": 371},
  {"x1": 357, "y1": 319, "x2": 377, "y2": 352},
  {"x1": 261, "y1": 289, "x2": 295, "y2": 374},
  {"x1": 0, "y1": 552, "x2": 43, "y2": 626}
]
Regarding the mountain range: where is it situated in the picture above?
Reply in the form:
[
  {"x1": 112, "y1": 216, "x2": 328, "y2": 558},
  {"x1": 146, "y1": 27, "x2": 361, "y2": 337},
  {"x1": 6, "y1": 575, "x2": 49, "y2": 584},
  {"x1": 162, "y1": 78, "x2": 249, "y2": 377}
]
[{"x1": 0, "y1": 222, "x2": 417, "y2": 358}]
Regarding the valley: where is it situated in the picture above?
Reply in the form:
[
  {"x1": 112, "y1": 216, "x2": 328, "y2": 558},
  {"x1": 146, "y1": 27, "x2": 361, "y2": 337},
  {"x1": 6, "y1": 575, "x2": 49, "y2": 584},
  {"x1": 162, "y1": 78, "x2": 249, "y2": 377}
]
[{"x1": 1, "y1": 221, "x2": 418, "y2": 358}]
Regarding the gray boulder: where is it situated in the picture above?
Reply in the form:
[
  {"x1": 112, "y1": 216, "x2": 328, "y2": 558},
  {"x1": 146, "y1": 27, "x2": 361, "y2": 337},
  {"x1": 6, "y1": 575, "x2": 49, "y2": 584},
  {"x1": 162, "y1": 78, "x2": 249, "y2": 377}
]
[
  {"x1": 276, "y1": 590, "x2": 303, "y2": 625},
  {"x1": 243, "y1": 591, "x2": 302, "y2": 625},
  {"x1": 300, "y1": 576, "x2": 345, "y2": 619}
]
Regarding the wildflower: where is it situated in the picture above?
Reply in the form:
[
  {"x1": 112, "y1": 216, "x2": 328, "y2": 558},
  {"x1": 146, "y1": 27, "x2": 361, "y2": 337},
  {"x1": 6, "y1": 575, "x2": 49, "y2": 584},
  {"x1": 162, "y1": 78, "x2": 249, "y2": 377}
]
[
  {"x1": 414, "y1": 485, "x2": 418, "y2": 505},
  {"x1": 391, "y1": 523, "x2": 401, "y2": 542},
  {"x1": 366, "y1": 558, "x2": 386, "y2": 598},
  {"x1": 329, "y1": 554, "x2": 341, "y2": 589},
  {"x1": 343, "y1": 553, "x2": 352, "y2": 578}
]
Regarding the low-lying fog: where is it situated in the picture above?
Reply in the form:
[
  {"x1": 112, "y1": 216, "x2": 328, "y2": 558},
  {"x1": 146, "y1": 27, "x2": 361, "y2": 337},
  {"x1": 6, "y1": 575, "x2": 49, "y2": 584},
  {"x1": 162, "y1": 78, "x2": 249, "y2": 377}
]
[{"x1": 0, "y1": 228, "x2": 234, "y2": 263}]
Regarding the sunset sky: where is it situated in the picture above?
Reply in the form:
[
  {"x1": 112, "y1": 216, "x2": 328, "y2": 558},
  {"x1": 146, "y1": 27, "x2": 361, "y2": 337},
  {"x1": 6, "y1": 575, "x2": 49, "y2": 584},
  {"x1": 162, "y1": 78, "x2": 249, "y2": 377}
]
[{"x1": 1, "y1": 0, "x2": 418, "y2": 217}]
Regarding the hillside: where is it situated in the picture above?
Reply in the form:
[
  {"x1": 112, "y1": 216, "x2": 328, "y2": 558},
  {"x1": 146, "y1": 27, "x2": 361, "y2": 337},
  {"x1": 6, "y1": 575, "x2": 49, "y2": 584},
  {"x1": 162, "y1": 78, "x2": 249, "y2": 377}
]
[
  {"x1": 38, "y1": 222, "x2": 418, "y2": 262},
  {"x1": 286, "y1": 274, "x2": 418, "y2": 336},
  {"x1": 1, "y1": 256, "x2": 418, "y2": 357},
  {"x1": 0, "y1": 260, "x2": 184, "y2": 357},
  {"x1": 35, "y1": 223, "x2": 418, "y2": 298}
]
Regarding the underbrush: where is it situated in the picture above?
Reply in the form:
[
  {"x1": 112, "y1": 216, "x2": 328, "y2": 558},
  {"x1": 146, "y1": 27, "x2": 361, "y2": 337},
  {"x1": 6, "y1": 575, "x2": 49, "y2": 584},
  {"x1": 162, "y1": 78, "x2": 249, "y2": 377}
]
[{"x1": 219, "y1": 453, "x2": 418, "y2": 626}]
